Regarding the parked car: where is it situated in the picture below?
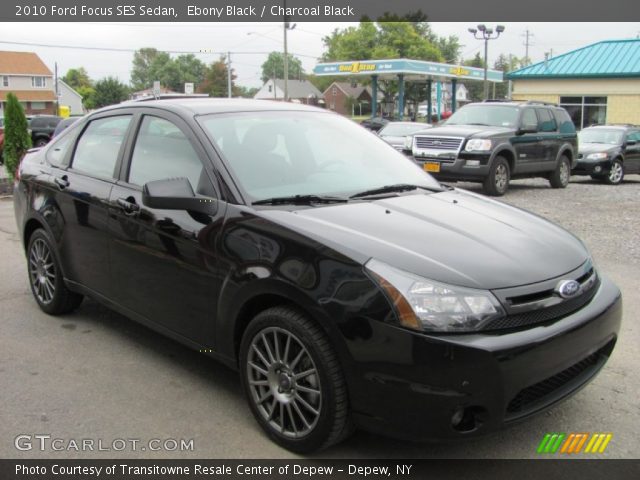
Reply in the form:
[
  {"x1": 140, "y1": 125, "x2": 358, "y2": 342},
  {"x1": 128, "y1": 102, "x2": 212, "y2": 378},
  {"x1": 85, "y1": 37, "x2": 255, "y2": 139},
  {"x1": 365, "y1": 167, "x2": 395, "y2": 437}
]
[
  {"x1": 377, "y1": 121, "x2": 431, "y2": 152},
  {"x1": 52, "y1": 117, "x2": 80, "y2": 138},
  {"x1": 409, "y1": 101, "x2": 578, "y2": 196},
  {"x1": 14, "y1": 99, "x2": 621, "y2": 453},
  {"x1": 29, "y1": 115, "x2": 63, "y2": 147},
  {"x1": 572, "y1": 125, "x2": 640, "y2": 185},
  {"x1": 360, "y1": 116, "x2": 390, "y2": 132}
]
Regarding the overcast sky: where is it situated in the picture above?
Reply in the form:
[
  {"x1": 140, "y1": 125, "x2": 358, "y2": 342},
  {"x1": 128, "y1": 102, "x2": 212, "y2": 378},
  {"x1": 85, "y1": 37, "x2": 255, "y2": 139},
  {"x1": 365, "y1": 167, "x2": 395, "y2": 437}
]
[{"x1": 0, "y1": 22, "x2": 638, "y2": 89}]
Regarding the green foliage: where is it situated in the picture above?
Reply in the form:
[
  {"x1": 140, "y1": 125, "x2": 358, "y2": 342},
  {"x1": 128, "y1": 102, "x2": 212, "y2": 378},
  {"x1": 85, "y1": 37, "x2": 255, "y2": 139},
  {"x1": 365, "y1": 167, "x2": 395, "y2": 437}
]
[
  {"x1": 462, "y1": 53, "x2": 486, "y2": 102},
  {"x1": 130, "y1": 48, "x2": 206, "y2": 92},
  {"x1": 260, "y1": 52, "x2": 304, "y2": 84},
  {"x1": 492, "y1": 54, "x2": 524, "y2": 100},
  {"x1": 92, "y1": 77, "x2": 130, "y2": 108},
  {"x1": 198, "y1": 56, "x2": 238, "y2": 98},
  {"x1": 2, "y1": 93, "x2": 32, "y2": 181},
  {"x1": 63, "y1": 67, "x2": 95, "y2": 109},
  {"x1": 235, "y1": 85, "x2": 259, "y2": 98}
]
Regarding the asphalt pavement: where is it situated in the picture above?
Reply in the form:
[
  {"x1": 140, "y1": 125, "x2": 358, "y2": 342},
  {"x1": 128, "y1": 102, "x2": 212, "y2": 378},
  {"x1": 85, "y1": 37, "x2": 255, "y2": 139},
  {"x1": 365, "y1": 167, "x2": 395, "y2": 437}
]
[{"x1": 0, "y1": 176, "x2": 638, "y2": 459}]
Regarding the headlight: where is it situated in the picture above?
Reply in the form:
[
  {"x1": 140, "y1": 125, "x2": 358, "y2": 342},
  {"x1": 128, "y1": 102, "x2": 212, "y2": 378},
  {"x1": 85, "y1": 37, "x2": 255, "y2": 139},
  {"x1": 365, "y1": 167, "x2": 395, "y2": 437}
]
[
  {"x1": 465, "y1": 139, "x2": 492, "y2": 152},
  {"x1": 366, "y1": 259, "x2": 505, "y2": 332},
  {"x1": 404, "y1": 135, "x2": 413, "y2": 150},
  {"x1": 586, "y1": 152, "x2": 608, "y2": 160}
]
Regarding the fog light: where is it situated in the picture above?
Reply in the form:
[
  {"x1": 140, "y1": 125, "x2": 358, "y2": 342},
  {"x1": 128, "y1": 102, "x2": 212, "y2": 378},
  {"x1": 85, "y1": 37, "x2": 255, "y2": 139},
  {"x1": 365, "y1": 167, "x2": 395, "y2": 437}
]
[
  {"x1": 466, "y1": 160, "x2": 480, "y2": 167},
  {"x1": 594, "y1": 166, "x2": 602, "y2": 172}
]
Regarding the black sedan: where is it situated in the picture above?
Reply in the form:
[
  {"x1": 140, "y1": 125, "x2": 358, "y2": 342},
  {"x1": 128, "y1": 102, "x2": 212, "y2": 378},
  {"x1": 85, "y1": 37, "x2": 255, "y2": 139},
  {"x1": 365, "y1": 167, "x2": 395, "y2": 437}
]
[
  {"x1": 377, "y1": 121, "x2": 431, "y2": 152},
  {"x1": 14, "y1": 99, "x2": 621, "y2": 453},
  {"x1": 359, "y1": 116, "x2": 390, "y2": 132},
  {"x1": 573, "y1": 125, "x2": 640, "y2": 184}
]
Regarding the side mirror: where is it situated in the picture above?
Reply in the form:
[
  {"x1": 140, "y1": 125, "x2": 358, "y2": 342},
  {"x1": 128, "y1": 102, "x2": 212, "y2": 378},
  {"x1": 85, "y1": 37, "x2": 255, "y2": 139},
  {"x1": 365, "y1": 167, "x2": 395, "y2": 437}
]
[
  {"x1": 142, "y1": 177, "x2": 217, "y2": 215},
  {"x1": 626, "y1": 140, "x2": 637, "y2": 146},
  {"x1": 518, "y1": 123, "x2": 538, "y2": 135}
]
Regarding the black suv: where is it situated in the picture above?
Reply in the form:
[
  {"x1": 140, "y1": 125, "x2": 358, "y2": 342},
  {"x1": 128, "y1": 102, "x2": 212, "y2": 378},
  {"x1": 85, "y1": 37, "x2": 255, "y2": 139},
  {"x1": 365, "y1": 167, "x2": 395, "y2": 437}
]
[
  {"x1": 573, "y1": 124, "x2": 640, "y2": 185},
  {"x1": 29, "y1": 115, "x2": 63, "y2": 147},
  {"x1": 410, "y1": 101, "x2": 578, "y2": 196}
]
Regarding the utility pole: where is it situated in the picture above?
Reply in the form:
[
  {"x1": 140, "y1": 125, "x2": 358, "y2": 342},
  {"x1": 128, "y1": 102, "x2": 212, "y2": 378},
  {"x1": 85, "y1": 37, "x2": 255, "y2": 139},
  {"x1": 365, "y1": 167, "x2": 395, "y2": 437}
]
[
  {"x1": 282, "y1": 0, "x2": 296, "y2": 102},
  {"x1": 522, "y1": 29, "x2": 534, "y2": 65},
  {"x1": 227, "y1": 51, "x2": 231, "y2": 98}
]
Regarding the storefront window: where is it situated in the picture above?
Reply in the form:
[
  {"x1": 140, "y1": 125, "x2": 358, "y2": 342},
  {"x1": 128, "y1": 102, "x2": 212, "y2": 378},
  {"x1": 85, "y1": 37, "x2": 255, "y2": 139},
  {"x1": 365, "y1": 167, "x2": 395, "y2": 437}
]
[{"x1": 559, "y1": 96, "x2": 607, "y2": 130}]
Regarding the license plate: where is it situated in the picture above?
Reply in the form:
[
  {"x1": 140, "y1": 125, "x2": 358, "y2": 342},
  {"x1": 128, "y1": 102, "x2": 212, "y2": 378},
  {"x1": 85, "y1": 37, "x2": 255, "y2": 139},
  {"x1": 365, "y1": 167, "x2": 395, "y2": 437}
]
[{"x1": 424, "y1": 162, "x2": 440, "y2": 173}]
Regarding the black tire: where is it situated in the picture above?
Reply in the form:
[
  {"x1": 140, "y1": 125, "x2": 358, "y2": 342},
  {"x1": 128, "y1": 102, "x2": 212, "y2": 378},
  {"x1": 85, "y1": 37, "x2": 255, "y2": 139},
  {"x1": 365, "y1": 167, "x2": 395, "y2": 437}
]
[
  {"x1": 33, "y1": 137, "x2": 48, "y2": 148},
  {"x1": 549, "y1": 155, "x2": 571, "y2": 188},
  {"x1": 604, "y1": 159, "x2": 624, "y2": 185},
  {"x1": 27, "y1": 229, "x2": 83, "y2": 315},
  {"x1": 483, "y1": 156, "x2": 510, "y2": 196},
  {"x1": 239, "y1": 306, "x2": 352, "y2": 453}
]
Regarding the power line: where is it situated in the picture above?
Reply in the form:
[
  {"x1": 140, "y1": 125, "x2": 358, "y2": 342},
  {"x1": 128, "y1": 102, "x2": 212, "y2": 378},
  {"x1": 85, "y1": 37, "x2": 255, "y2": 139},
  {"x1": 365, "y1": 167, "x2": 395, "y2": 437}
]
[{"x1": 0, "y1": 39, "x2": 318, "y2": 58}]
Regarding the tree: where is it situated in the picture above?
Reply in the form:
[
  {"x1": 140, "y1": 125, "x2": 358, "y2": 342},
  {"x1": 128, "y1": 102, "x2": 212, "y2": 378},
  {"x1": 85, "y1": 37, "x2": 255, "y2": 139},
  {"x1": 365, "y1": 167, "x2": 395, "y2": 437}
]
[
  {"x1": 260, "y1": 52, "x2": 304, "y2": 83},
  {"x1": 130, "y1": 49, "x2": 206, "y2": 92},
  {"x1": 235, "y1": 85, "x2": 259, "y2": 98},
  {"x1": 63, "y1": 67, "x2": 95, "y2": 110},
  {"x1": 92, "y1": 77, "x2": 130, "y2": 108},
  {"x1": 462, "y1": 53, "x2": 486, "y2": 102},
  {"x1": 131, "y1": 48, "x2": 164, "y2": 90},
  {"x1": 2, "y1": 93, "x2": 31, "y2": 180},
  {"x1": 173, "y1": 54, "x2": 206, "y2": 91},
  {"x1": 198, "y1": 56, "x2": 237, "y2": 98}
]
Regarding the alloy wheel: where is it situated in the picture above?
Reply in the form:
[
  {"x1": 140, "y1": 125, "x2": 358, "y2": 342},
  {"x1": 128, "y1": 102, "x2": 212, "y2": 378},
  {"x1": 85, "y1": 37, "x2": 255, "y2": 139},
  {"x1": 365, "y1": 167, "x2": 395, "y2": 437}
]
[
  {"x1": 29, "y1": 238, "x2": 56, "y2": 304},
  {"x1": 608, "y1": 162, "x2": 623, "y2": 184},
  {"x1": 495, "y1": 164, "x2": 508, "y2": 191},
  {"x1": 560, "y1": 161, "x2": 570, "y2": 186},
  {"x1": 246, "y1": 327, "x2": 322, "y2": 438}
]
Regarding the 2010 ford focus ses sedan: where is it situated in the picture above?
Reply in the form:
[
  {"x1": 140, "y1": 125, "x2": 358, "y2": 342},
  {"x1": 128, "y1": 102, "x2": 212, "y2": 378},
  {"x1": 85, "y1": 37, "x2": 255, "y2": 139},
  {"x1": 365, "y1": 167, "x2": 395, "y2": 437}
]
[{"x1": 14, "y1": 99, "x2": 622, "y2": 453}]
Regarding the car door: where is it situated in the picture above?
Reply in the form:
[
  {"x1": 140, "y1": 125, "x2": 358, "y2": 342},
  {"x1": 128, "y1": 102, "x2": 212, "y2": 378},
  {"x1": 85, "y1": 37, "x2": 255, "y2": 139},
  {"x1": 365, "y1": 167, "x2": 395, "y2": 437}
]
[
  {"x1": 512, "y1": 108, "x2": 540, "y2": 173},
  {"x1": 51, "y1": 113, "x2": 134, "y2": 297},
  {"x1": 624, "y1": 130, "x2": 640, "y2": 173},
  {"x1": 108, "y1": 111, "x2": 226, "y2": 343},
  {"x1": 534, "y1": 108, "x2": 560, "y2": 171}
]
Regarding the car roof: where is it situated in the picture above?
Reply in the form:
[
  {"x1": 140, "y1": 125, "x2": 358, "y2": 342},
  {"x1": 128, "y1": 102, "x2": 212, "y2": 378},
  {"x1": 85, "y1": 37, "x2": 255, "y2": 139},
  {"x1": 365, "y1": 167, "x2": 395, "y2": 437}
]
[{"x1": 99, "y1": 98, "x2": 329, "y2": 117}]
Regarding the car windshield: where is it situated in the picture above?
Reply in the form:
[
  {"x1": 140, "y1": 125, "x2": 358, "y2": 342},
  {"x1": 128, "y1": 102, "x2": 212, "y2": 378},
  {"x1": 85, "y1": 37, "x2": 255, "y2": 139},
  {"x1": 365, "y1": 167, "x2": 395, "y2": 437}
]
[
  {"x1": 379, "y1": 123, "x2": 428, "y2": 136},
  {"x1": 445, "y1": 105, "x2": 519, "y2": 128},
  {"x1": 198, "y1": 111, "x2": 441, "y2": 202},
  {"x1": 578, "y1": 129, "x2": 623, "y2": 145}
]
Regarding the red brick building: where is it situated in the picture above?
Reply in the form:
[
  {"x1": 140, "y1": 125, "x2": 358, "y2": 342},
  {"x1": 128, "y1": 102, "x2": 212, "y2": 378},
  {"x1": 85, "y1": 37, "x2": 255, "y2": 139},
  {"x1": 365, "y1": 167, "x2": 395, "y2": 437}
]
[{"x1": 323, "y1": 82, "x2": 374, "y2": 116}]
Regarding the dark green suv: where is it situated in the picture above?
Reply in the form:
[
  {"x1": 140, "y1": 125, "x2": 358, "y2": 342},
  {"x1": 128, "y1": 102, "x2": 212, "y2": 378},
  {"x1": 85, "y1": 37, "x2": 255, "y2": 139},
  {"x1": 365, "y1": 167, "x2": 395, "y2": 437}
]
[{"x1": 410, "y1": 101, "x2": 578, "y2": 196}]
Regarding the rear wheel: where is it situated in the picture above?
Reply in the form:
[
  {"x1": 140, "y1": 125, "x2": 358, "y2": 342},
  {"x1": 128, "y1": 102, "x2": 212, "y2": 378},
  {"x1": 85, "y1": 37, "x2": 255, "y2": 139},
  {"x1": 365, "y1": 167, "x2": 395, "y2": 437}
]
[
  {"x1": 604, "y1": 159, "x2": 624, "y2": 185},
  {"x1": 27, "y1": 229, "x2": 83, "y2": 315},
  {"x1": 33, "y1": 137, "x2": 48, "y2": 148},
  {"x1": 239, "y1": 306, "x2": 352, "y2": 453},
  {"x1": 549, "y1": 155, "x2": 571, "y2": 188},
  {"x1": 483, "y1": 156, "x2": 510, "y2": 196}
]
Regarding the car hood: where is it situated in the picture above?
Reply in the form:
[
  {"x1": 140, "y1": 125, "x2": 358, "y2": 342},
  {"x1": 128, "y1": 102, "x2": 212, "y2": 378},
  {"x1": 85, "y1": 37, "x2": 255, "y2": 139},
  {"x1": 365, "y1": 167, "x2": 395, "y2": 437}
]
[
  {"x1": 260, "y1": 189, "x2": 588, "y2": 290},
  {"x1": 417, "y1": 124, "x2": 512, "y2": 139},
  {"x1": 579, "y1": 143, "x2": 618, "y2": 155},
  {"x1": 380, "y1": 135, "x2": 406, "y2": 145}
]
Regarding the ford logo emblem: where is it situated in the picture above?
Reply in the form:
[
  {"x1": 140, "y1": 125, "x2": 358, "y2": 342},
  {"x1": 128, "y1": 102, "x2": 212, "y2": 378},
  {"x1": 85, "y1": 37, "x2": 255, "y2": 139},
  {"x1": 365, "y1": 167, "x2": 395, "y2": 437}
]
[
  {"x1": 556, "y1": 280, "x2": 581, "y2": 299},
  {"x1": 433, "y1": 140, "x2": 441, "y2": 145}
]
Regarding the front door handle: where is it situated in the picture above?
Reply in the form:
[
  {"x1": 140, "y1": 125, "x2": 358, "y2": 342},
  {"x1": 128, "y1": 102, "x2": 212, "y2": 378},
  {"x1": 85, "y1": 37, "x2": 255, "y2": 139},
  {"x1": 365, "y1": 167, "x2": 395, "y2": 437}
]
[
  {"x1": 116, "y1": 197, "x2": 140, "y2": 215},
  {"x1": 54, "y1": 175, "x2": 69, "y2": 190}
]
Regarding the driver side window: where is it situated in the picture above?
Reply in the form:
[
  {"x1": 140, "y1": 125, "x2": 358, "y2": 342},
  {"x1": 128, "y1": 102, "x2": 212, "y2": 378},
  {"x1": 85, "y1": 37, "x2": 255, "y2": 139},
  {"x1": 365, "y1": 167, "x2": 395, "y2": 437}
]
[{"x1": 128, "y1": 116, "x2": 210, "y2": 195}]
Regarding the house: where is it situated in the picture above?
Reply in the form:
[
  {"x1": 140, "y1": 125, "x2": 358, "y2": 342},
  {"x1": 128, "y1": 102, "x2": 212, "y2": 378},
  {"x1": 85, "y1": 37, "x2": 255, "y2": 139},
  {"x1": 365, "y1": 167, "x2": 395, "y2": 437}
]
[
  {"x1": 507, "y1": 39, "x2": 640, "y2": 128},
  {"x1": 323, "y1": 82, "x2": 376, "y2": 116},
  {"x1": 0, "y1": 50, "x2": 56, "y2": 116},
  {"x1": 57, "y1": 80, "x2": 84, "y2": 116},
  {"x1": 254, "y1": 79, "x2": 321, "y2": 104}
]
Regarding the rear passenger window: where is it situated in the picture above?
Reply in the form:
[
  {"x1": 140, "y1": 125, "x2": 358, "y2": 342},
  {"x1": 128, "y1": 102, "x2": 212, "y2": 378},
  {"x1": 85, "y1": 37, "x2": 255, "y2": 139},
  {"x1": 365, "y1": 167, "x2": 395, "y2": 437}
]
[
  {"x1": 536, "y1": 109, "x2": 557, "y2": 132},
  {"x1": 71, "y1": 115, "x2": 131, "y2": 179},
  {"x1": 128, "y1": 116, "x2": 205, "y2": 192}
]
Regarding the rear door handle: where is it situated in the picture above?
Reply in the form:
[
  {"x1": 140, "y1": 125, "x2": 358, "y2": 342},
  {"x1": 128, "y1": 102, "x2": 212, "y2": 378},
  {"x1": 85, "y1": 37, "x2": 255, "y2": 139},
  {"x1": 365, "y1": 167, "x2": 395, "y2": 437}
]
[
  {"x1": 116, "y1": 197, "x2": 140, "y2": 215},
  {"x1": 54, "y1": 175, "x2": 69, "y2": 190}
]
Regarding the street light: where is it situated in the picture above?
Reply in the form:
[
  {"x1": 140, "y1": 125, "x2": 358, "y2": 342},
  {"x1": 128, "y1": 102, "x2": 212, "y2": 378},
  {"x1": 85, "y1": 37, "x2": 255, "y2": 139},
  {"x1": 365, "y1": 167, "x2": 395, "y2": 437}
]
[
  {"x1": 469, "y1": 24, "x2": 505, "y2": 100},
  {"x1": 283, "y1": 20, "x2": 296, "y2": 102}
]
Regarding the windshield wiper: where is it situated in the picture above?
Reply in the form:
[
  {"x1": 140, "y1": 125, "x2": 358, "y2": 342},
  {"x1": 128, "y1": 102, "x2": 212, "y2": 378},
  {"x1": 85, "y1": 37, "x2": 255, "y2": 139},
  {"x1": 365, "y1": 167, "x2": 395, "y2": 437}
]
[
  {"x1": 252, "y1": 194, "x2": 348, "y2": 206},
  {"x1": 465, "y1": 122, "x2": 492, "y2": 126},
  {"x1": 349, "y1": 183, "x2": 442, "y2": 199}
]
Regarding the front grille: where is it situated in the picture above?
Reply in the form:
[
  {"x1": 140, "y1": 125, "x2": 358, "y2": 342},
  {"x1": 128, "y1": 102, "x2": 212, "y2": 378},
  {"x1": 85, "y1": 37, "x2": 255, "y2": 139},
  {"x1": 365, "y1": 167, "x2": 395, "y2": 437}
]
[
  {"x1": 506, "y1": 343, "x2": 611, "y2": 416},
  {"x1": 485, "y1": 277, "x2": 599, "y2": 331},
  {"x1": 414, "y1": 136, "x2": 463, "y2": 150}
]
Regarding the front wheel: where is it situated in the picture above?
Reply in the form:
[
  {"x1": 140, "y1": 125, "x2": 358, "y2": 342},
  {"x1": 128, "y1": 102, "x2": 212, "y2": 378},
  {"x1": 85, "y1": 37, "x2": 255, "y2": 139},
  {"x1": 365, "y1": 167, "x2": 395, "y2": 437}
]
[
  {"x1": 549, "y1": 155, "x2": 571, "y2": 188},
  {"x1": 483, "y1": 156, "x2": 510, "y2": 196},
  {"x1": 27, "y1": 229, "x2": 83, "y2": 315},
  {"x1": 33, "y1": 138, "x2": 48, "y2": 148},
  {"x1": 604, "y1": 159, "x2": 624, "y2": 185},
  {"x1": 239, "y1": 306, "x2": 352, "y2": 453}
]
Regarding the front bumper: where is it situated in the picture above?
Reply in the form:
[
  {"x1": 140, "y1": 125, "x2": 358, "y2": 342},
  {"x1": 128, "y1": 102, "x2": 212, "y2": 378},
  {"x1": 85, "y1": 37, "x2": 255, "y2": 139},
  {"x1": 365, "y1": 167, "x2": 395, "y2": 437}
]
[
  {"x1": 346, "y1": 275, "x2": 622, "y2": 441},
  {"x1": 413, "y1": 152, "x2": 492, "y2": 182},
  {"x1": 572, "y1": 158, "x2": 613, "y2": 175}
]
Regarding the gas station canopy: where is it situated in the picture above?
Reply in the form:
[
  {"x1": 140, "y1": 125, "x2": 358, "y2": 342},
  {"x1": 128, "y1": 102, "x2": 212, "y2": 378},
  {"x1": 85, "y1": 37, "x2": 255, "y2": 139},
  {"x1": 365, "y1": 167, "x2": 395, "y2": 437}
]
[{"x1": 313, "y1": 58, "x2": 503, "y2": 119}]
